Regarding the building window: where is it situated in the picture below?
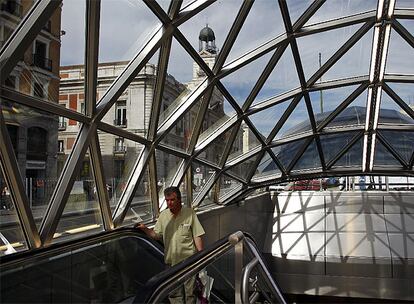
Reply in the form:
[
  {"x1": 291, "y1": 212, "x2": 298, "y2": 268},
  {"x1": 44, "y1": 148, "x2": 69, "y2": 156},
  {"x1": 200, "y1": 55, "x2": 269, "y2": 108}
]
[
  {"x1": 5, "y1": 76, "x2": 16, "y2": 89},
  {"x1": 80, "y1": 102, "x2": 85, "y2": 114},
  {"x1": 33, "y1": 82, "x2": 45, "y2": 98},
  {"x1": 27, "y1": 127, "x2": 47, "y2": 161},
  {"x1": 33, "y1": 40, "x2": 52, "y2": 71},
  {"x1": 58, "y1": 116, "x2": 66, "y2": 130},
  {"x1": 114, "y1": 138, "x2": 126, "y2": 153},
  {"x1": 115, "y1": 101, "x2": 127, "y2": 127},
  {"x1": 58, "y1": 140, "x2": 64, "y2": 153}
]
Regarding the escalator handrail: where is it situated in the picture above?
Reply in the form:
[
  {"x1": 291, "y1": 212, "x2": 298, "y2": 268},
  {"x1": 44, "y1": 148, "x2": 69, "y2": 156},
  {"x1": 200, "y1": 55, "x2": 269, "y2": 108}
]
[
  {"x1": 136, "y1": 231, "x2": 286, "y2": 304},
  {"x1": 0, "y1": 228, "x2": 163, "y2": 269}
]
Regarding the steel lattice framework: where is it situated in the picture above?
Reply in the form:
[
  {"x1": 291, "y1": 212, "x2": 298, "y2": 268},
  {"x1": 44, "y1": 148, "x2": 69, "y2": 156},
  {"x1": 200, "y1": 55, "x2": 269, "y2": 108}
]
[{"x1": 0, "y1": 0, "x2": 413, "y2": 249}]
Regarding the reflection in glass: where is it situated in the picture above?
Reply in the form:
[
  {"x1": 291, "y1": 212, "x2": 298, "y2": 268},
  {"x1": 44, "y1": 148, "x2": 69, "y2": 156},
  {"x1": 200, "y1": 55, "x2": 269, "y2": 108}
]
[
  {"x1": 291, "y1": 140, "x2": 321, "y2": 172},
  {"x1": 273, "y1": 139, "x2": 307, "y2": 170},
  {"x1": 386, "y1": 28, "x2": 414, "y2": 75},
  {"x1": 381, "y1": 130, "x2": 414, "y2": 164},
  {"x1": 373, "y1": 141, "x2": 401, "y2": 167},
  {"x1": 122, "y1": 167, "x2": 152, "y2": 227},
  {"x1": 332, "y1": 138, "x2": 363, "y2": 168},
  {"x1": 227, "y1": 123, "x2": 261, "y2": 161},
  {"x1": 53, "y1": 149, "x2": 103, "y2": 243},
  {"x1": 251, "y1": 152, "x2": 281, "y2": 182},
  {"x1": 216, "y1": 175, "x2": 242, "y2": 203},
  {"x1": 320, "y1": 132, "x2": 358, "y2": 164},
  {"x1": 192, "y1": 161, "x2": 215, "y2": 206},
  {"x1": 0, "y1": 164, "x2": 28, "y2": 256},
  {"x1": 0, "y1": 100, "x2": 65, "y2": 228},
  {"x1": 379, "y1": 91, "x2": 414, "y2": 125}
]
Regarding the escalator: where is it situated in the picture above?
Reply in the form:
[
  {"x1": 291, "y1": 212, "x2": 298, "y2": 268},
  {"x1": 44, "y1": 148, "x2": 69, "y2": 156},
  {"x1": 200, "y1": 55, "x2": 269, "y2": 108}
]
[
  {"x1": 134, "y1": 231, "x2": 287, "y2": 304},
  {"x1": 0, "y1": 229, "x2": 165, "y2": 303},
  {"x1": 0, "y1": 229, "x2": 286, "y2": 303}
]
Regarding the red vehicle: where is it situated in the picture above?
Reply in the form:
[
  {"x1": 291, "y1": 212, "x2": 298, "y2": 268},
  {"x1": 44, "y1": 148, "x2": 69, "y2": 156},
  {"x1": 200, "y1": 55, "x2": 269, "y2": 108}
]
[{"x1": 287, "y1": 179, "x2": 327, "y2": 191}]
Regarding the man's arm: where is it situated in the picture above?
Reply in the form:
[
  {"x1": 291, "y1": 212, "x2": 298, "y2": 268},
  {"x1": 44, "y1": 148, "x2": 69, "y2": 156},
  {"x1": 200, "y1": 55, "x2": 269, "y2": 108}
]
[
  {"x1": 136, "y1": 223, "x2": 161, "y2": 241},
  {"x1": 194, "y1": 236, "x2": 203, "y2": 252}
]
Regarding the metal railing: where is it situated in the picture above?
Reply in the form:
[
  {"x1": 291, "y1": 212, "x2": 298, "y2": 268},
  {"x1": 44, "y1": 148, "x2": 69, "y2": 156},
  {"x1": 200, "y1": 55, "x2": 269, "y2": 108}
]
[
  {"x1": 141, "y1": 231, "x2": 287, "y2": 304},
  {"x1": 32, "y1": 54, "x2": 52, "y2": 71}
]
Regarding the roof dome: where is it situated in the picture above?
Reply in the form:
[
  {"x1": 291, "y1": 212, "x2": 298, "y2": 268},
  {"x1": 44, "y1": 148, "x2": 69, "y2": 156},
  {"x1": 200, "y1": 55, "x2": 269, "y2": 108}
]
[{"x1": 199, "y1": 25, "x2": 215, "y2": 42}]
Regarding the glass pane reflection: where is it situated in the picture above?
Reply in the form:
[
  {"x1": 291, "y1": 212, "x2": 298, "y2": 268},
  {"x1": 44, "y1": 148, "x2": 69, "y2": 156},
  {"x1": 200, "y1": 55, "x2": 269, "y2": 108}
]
[{"x1": 0, "y1": 164, "x2": 28, "y2": 256}]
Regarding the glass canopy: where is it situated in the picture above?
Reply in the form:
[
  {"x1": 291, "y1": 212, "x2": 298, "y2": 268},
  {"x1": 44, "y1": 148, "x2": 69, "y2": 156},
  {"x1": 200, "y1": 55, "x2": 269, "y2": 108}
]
[{"x1": 0, "y1": 0, "x2": 413, "y2": 252}]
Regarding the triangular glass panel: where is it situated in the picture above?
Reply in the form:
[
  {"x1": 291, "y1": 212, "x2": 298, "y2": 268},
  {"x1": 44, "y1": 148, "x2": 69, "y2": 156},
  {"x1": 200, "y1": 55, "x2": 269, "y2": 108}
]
[
  {"x1": 227, "y1": 121, "x2": 261, "y2": 161},
  {"x1": 0, "y1": 0, "x2": 37, "y2": 32},
  {"x1": 373, "y1": 140, "x2": 401, "y2": 167},
  {"x1": 381, "y1": 130, "x2": 414, "y2": 164},
  {"x1": 228, "y1": 153, "x2": 262, "y2": 181},
  {"x1": 399, "y1": 20, "x2": 414, "y2": 36},
  {"x1": 272, "y1": 138, "x2": 308, "y2": 170},
  {"x1": 320, "y1": 132, "x2": 358, "y2": 164},
  {"x1": 155, "y1": 149, "x2": 186, "y2": 210},
  {"x1": 197, "y1": 86, "x2": 237, "y2": 144},
  {"x1": 251, "y1": 152, "x2": 282, "y2": 182},
  {"x1": 160, "y1": 97, "x2": 201, "y2": 153},
  {"x1": 0, "y1": 165, "x2": 28, "y2": 256},
  {"x1": 158, "y1": 38, "x2": 207, "y2": 127},
  {"x1": 101, "y1": 51, "x2": 159, "y2": 138},
  {"x1": 221, "y1": 52, "x2": 273, "y2": 107},
  {"x1": 0, "y1": 99, "x2": 82, "y2": 229},
  {"x1": 192, "y1": 161, "x2": 215, "y2": 202},
  {"x1": 326, "y1": 89, "x2": 367, "y2": 129},
  {"x1": 157, "y1": 0, "x2": 171, "y2": 13},
  {"x1": 396, "y1": 1, "x2": 414, "y2": 9},
  {"x1": 196, "y1": 125, "x2": 237, "y2": 166},
  {"x1": 387, "y1": 83, "x2": 414, "y2": 108},
  {"x1": 305, "y1": 0, "x2": 377, "y2": 25},
  {"x1": 291, "y1": 140, "x2": 322, "y2": 172},
  {"x1": 310, "y1": 85, "x2": 361, "y2": 126},
  {"x1": 331, "y1": 137, "x2": 363, "y2": 168},
  {"x1": 53, "y1": 149, "x2": 104, "y2": 243},
  {"x1": 386, "y1": 27, "x2": 414, "y2": 75},
  {"x1": 274, "y1": 98, "x2": 312, "y2": 140},
  {"x1": 323, "y1": 28, "x2": 373, "y2": 81},
  {"x1": 297, "y1": 25, "x2": 361, "y2": 81},
  {"x1": 97, "y1": 129, "x2": 145, "y2": 212},
  {"x1": 178, "y1": 0, "x2": 242, "y2": 63},
  {"x1": 122, "y1": 166, "x2": 152, "y2": 227},
  {"x1": 286, "y1": 0, "x2": 314, "y2": 25},
  {"x1": 252, "y1": 46, "x2": 301, "y2": 105},
  {"x1": 225, "y1": 1, "x2": 285, "y2": 64},
  {"x1": 215, "y1": 175, "x2": 242, "y2": 203},
  {"x1": 248, "y1": 99, "x2": 291, "y2": 140},
  {"x1": 378, "y1": 90, "x2": 414, "y2": 125},
  {"x1": 99, "y1": 0, "x2": 161, "y2": 63}
]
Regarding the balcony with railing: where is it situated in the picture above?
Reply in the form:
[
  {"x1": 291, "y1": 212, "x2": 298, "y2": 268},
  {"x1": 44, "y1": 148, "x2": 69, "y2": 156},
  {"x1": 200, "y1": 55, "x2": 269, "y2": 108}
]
[
  {"x1": 113, "y1": 145, "x2": 127, "y2": 154},
  {"x1": 113, "y1": 118, "x2": 127, "y2": 128},
  {"x1": 1, "y1": 0, "x2": 22, "y2": 18},
  {"x1": 32, "y1": 54, "x2": 52, "y2": 71},
  {"x1": 58, "y1": 121, "x2": 67, "y2": 130}
]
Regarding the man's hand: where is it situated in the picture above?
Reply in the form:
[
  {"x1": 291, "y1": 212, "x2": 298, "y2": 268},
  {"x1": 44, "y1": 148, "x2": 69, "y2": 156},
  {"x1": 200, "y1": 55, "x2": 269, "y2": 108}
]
[{"x1": 135, "y1": 223, "x2": 160, "y2": 240}]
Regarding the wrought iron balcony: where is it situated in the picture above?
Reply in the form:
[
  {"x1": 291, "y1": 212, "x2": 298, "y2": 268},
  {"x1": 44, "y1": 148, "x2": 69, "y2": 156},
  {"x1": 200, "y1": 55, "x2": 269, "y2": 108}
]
[
  {"x1": 1, "y1": 0, "x2": 22, "y2": 18},
  {"x1": 113, "y1": 118, "x2": 127, "y2": 128},
  {"x1": 113, "y1": 145, "x2": 127, "y2": 153},
  {"x1": 32, "y1": 54, "x2": 52, "y2": 71}
]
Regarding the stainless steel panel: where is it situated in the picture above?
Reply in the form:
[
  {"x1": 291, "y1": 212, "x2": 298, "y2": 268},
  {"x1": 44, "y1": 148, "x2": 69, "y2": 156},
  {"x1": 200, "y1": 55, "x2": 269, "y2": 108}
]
[
  {"x1": 325, "y1": 193, "x2": 383, "y2": 214},
  {"x1": 384, "y1": 214, "x2": 414, "y2": 233},
  {"x1": 245, "y1": 192, "x2": 274, "y2": 213},
  {"x1": 264, "y1": 253, "x2": 325, "y2": 275},
  {"x1": 326, "y1": 256, "x2": 392, "y2": 278},
  {"x1": 198, "y1": 211, "x2": 220, "y2": 247},
  {"x1": 245, "y1": 211, "x2": 273, "y2": 251},
  {"x1": 271, "y1": 232, "x2": 325, "y2": 259},
  {"x1": 272, "y1": 273, "x2": 414, "y2": 301},
  {"x1": 273, "y1": 213, "x2": 325, "y2": 233},
  {"x1": 218, "y1": 204, "x2": 246, "y2": 238},
  {"x1": 325, "y1": 232, "x2": 391, "y2": 258},
  {"x1": 392, "y1": 258, "x2": 414, "y2": 279},
  {"x1": 275, "y1": 192, "x2": 324, "y2": 214},
  {"x1": 384, "y1": 194, "x2": 414, "y2": 214},
  {"x1": 388, "y1": 233, "x2": 414, "y2": 259},
  {"x1": 326, "y1": 213, "x2": 387, "y2": 232}
]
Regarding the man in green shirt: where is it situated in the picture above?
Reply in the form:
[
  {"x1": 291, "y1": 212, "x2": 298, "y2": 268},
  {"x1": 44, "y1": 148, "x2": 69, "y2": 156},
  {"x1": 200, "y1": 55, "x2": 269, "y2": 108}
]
[{"x1": 137, "y1": 186, "x2": 205, "y2": 304}]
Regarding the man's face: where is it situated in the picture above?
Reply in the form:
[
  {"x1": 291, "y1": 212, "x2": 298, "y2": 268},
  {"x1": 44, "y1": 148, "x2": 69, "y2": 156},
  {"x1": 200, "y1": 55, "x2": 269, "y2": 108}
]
[{"x1": 165, "y1": 192, "x2": 181, "y2": 214}]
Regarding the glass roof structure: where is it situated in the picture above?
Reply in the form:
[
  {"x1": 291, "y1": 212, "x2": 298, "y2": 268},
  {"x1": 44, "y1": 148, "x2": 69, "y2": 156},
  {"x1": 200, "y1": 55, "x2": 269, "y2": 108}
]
[{"x1": 0, "y1": 0, "x2": 413, "y2": 251}]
